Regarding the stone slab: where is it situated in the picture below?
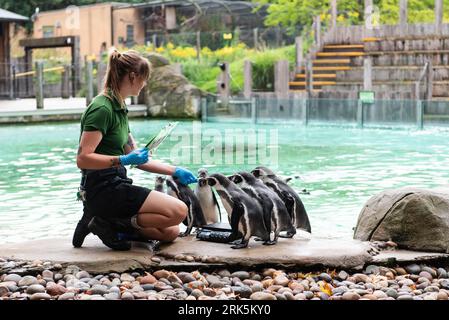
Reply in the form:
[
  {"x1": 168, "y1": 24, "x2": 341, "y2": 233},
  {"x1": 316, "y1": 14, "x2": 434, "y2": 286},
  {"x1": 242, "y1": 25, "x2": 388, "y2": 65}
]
[
  {"x1": 372, "y1": 250, "x2": 449, "y2": 265},
  {"x1": 1, "y1": 233, "x2": 376, "y2": 273}
]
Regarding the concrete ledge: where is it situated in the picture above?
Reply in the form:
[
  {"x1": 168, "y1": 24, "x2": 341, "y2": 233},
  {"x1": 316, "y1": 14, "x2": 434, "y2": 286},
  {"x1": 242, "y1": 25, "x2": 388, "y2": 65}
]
[
  {"x1": 0, "y1": 105, "x2": 148, "y2": 124},
  {"x1": 0, "y1": 234, "x2": 375, "y2": 273},
  {"x1": 2, "y1": 235, "x2": 449, "y2": 275}
]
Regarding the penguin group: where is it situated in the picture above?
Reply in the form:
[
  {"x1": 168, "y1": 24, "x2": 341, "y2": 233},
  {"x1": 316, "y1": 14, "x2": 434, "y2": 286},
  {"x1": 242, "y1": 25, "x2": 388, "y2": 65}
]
[{"x1": 155, "y1": 166, "x2": 311, "y2": 249}]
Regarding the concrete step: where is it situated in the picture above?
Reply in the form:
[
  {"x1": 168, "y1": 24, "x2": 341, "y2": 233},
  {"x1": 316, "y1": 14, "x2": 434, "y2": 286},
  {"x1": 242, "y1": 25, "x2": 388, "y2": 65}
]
[
  {"x1": 323, "y1": 44, "x2": 365, "y2": 53},
  {"x1": 295, "y1": 74, "x2": 337, "y2": 79},
  {"x1": 298, "y1": 66, "x2": 352, "y2": 72},
  {"x1": 317, "y1": 52, "x2": 365, "y2": 57},
  {"x1": 289, "y1": 81, "x2": 337, "y2": 86},
  {"x1": 324, "y1": 44, "x2": 364, "y2": 50},
  {"x1": 290, "y1": 89, "x2": 323, "y2": 93},
  {"x1": 312, "y1": 59, "x2": 351, "y2": 65}
]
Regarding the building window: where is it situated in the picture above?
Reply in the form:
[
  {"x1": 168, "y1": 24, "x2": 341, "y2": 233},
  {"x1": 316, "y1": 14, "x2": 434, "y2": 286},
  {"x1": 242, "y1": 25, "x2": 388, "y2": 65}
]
[
  {"x1": 42, "y1": 26, "x2": 54, "y2": 38},
  {"x1": 126, "y1": 25, "x2": 134, "y2": 47}
]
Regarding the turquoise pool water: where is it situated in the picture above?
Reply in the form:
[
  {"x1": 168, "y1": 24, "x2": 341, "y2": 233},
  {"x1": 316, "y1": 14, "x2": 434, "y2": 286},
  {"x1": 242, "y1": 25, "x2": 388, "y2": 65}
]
[{"x1": 1, "y1": 119, "x2": 449, "y2": 244}]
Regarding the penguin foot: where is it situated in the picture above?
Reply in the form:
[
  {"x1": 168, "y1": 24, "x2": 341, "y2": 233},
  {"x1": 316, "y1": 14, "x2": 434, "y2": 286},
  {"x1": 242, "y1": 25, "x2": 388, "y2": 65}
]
[
  {"x1": 231, "y1": 242, "x2": 249, "y2": 249},
  {"x1": 178, "y1": 232, "x2": 190, "y2": 237},
  {"x1": 254, "y1": 237, "x2": 264, "y2": 242},
  {"x1": 263, "y1": 240, "x2": 277, "y2": 246},
  {"x1": 279, "y1": 232, "x2": 295, "y2": 238}
]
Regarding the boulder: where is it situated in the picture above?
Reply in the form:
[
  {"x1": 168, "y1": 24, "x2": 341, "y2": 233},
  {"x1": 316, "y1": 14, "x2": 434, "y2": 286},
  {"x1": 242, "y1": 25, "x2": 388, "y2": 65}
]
[
  {"x1": 141, "y1": 53, "x2": 204, "y2": 118},
  {"x1": 354, "y1": 188, "x2": 449, "y2": 253}
]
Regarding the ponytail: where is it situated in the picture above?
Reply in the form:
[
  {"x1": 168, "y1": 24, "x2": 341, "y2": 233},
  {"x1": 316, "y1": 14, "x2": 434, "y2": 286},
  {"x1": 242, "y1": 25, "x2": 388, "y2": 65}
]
[{"x1": 103, "y1": 48, "x2": 151, "y2": 108}]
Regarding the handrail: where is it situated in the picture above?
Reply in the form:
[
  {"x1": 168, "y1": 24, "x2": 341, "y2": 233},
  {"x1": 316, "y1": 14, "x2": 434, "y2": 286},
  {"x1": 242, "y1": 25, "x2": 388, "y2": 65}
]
[{"x1": 15, "y1": 66, "x2": 65, "y2": 78}]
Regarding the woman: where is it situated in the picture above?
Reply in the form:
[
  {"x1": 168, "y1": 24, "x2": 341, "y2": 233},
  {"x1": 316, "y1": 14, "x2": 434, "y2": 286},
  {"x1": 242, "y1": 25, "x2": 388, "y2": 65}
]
[{"x1": 74, "y1": 49, "x2": 197, "y2": 251}]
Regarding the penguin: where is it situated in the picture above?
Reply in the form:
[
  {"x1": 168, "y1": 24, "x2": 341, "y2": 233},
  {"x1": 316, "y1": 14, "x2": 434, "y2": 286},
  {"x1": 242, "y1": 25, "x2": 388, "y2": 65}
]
[
  {"x1": 194, "y1": 168, "x2": 222, "y2": 225},
  {"x1": 252, "y1": 166, "x2": 312, "y2": 234},
  {"x1": 207, "y1": 173, "x2": 272, "y2": 249},
  {"x1": 166, "y1": 176, "x2": 207, "y2": 237},
  {"x1": 229, "y1": 172, "x2": 296, "y2": 240},
  {"x1": 154, "y1": 176, "x2": 166, "y2": 193}
]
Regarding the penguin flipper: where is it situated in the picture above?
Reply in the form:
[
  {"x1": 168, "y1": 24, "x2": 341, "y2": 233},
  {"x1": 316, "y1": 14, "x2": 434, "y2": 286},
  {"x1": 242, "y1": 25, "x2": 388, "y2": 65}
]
[
  {"x1": 258, "y1": 193, "x2": 273, "y2": 234},
  {"x1": 230, "y1": 202, "x2": 244, "y2": 239},
  {"x1": 212, "y1": 190, "x2": 223, "y2": 222}
]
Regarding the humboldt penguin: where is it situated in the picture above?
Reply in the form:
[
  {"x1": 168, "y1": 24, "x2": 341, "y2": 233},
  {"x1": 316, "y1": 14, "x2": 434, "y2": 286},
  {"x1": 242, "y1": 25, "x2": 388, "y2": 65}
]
[
  {"x1": 229, "y1": 172, "x2": 296, "y2": 239},
  {"x1": 154, "y1": 176, "x2": 166, "y2": 193},
  {"x1": 166, "y1": 176, "x2": 207, "y2": 236},
  {"x1": 194, "y1": 168, "x2": 222, "y2": 224},
  {"x1": 207, "y1": 173, "x2": 271, "y2": 249},
  {"x1": 252, "y1": 166, "x2": 312, "y2": 233}
]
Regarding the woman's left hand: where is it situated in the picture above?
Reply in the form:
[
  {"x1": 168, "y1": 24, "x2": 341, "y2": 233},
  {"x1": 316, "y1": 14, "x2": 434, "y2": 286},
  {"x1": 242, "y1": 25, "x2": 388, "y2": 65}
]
[{"x1": 173, "y1": 167, "x2": 197, "y2": 185}]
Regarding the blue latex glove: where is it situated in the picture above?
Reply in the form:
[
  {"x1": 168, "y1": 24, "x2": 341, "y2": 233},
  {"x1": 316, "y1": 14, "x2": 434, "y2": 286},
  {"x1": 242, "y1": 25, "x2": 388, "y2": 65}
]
[
  {"x1": 173, "y1": 167, "x2": 197, "y2": 185},
  {"x1": 119, "y1": 148, "x2": 149, "y2": 166}
]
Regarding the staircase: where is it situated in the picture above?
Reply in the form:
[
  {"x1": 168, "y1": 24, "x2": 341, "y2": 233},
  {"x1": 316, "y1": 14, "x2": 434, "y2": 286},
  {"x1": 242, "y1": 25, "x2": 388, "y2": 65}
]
[
  {"x1": 291, "y1": 35, "x2": 449, "y2": 101},
  {"x1": 289, "y1": 44, "x2": 365, "y2": 93}
]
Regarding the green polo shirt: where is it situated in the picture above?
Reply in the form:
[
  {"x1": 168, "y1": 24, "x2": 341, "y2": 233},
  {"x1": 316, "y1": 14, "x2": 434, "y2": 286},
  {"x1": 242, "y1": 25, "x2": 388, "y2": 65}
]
[{"x1": 80, "y1": 93, "x2": 130, "y2": 156}]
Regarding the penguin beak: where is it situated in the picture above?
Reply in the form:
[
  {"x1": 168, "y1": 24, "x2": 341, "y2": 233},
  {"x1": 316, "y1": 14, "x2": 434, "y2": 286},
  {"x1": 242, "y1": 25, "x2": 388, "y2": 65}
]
[{"x1": 207, "y1": 178, "x2": 216, "y2": 187}]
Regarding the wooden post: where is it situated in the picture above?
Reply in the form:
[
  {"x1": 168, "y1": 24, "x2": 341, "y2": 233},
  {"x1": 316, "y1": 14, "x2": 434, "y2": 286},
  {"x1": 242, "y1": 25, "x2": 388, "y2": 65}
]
[
  {"x1": 357, "y1": 100, "x2": 364, "y2": 128},
  {"x1": 9, "y1": 64, "x2": 14, "y2": 100},
  {"x1": 306, "y1": 56, "x2": 314, "y2": 98},
  {"x1": 363, "y1": 56, "x2": 372, "y2": 90},
  {"x1": 196, "y1": 31, "x2": 201, "y2": 61},
  {"x1": 314, "y1": 16, "x2": 321, "y2": 49},
  {"x1": 243, "y1": 60, "x2": 252, "y2": 99},
  {"x1": 251, "y1": 97, "x2": 257, "y2": 124},
  {"x1": 416, "y1": 100, "x2": 424, "y2": 129},
  {"x1": 86, "y1": 60, "x2": 94, "y2": 106},
  {"x1": 97, "y1": 62, "x2": 107, "y2": 94},
  {"x1": 253, "y1": 28, "x2": 258, "y2": 49},
  {"x1": 35, "y1": 61, "x2": 44, "y2": 109},
  {"x1": 331, "y1": 0, "x2": 337, "y2": 30},
  {"x1": 400, "y1": 0, "x2": 408, "y2": 27},
  {"x1": 152, "y1": 34, "x2": 157, "y2": 49},
  {"x1": 426, "y1": 59, "x2": 433, "y2": 101},
  {"x1": 301, "y1": 98, "x2": 308, "y2": 126},
  {"x1": 25, "y1": 48, "x2": 32, "y2": 97},
  {"x1": 274, "y1": 60, "x2": 289, "y2": 99},
  {"x1": 435, "y1": 0, "x2": 443, "y2": 34},
  {"x1": 201, "y1": 97, "x2": 207, "y2": 122},
  {"x1": 61, "y1": 65, "x2": 70, "y2": 99},
  {"x1": 217, "y1": 62, "x2": 230, "y2": 106},
  {"x1": 295, "y1": 37, "x2": 303, "y2": 73},
  {"x1": 364, "y1": 0, "x2": 373, "y2": 30}
]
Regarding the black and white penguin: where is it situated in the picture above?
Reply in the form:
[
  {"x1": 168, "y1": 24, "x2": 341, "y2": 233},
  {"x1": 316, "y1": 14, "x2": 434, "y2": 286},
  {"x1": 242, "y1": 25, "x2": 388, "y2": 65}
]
[
  {"x1": 154, "y1": 176, "x2": 166, "y2": 193},
  {"x1": 229, "y1": 172, "x2": 296, "y2": 240},
  {"x1": 207, "y1": 173, "x2": 271, "y2": 249},
  {"x1": 166, "y1": 176, "x2": 207, "y2": 236},
  {"x1": 194, "y1": 168, "x2": 222, "y2": 225},
  {"x1": 252, "y1": 166, "x2": 312, "y2": 233}
]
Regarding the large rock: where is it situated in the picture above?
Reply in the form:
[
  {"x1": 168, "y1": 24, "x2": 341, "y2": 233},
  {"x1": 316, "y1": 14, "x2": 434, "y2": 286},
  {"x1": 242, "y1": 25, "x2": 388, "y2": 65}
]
[
  {"x1": 354, "y1": 188, "x2": 449, "y2": 253},
  {"x1": 141, "y1": 53, "x2": 204, "y2": 118}
]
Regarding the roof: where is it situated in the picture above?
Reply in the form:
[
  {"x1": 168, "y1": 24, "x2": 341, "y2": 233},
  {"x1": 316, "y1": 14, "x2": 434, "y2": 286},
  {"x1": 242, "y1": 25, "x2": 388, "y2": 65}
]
[
  {"x1": 0, "y1": 8, "x2": 29, "y2": 22},
  {"x1": 116, "y1": 0, "x2": 259, "y2": 14}
]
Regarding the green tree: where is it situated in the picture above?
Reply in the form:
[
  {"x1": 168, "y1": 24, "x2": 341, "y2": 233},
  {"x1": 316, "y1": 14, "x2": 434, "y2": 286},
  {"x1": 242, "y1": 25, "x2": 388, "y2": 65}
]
[{"x1": 254, "y1": 0, "x2": 449, "y2": 35}]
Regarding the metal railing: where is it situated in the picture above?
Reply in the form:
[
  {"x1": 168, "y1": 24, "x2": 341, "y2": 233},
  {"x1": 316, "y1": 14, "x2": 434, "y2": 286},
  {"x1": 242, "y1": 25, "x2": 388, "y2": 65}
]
[{"x1": 201, "y1": 96, "x2": 445, "y2": 130}]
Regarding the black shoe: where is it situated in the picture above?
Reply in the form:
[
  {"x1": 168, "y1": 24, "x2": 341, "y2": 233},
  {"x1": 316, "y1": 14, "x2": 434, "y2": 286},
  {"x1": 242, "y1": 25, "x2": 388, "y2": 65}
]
[
  {"x1": 109, "y1": 217, "x2": 136, "y2": 234},
  {"x1": 72, "y1": 219, "x2": 91, "y2": 248},
  {"x1": 88, "y1": 217, "x2": 131, "y2": 251}
]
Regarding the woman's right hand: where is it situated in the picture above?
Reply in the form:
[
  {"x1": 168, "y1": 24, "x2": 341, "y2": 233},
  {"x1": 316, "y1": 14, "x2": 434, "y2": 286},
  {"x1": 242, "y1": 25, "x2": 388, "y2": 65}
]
[{"x1": 119, "y1": 148, "x2": 149, "y2": 166}]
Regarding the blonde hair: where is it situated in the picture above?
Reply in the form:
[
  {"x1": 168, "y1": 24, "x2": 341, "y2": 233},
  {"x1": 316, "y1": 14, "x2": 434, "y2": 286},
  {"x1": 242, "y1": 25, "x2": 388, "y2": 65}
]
[{"x1": 103, "y1": 48, "x2": 151, "y2": 107}]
